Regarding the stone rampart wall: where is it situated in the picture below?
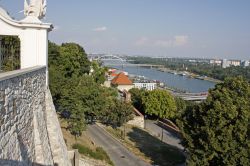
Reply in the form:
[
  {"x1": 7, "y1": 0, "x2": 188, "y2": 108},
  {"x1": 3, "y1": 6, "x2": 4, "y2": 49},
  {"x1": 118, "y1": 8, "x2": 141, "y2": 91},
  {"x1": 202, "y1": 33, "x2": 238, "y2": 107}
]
[
  {"x1": 127, "y1": 116, "x2": 145, "y2": 128},
  {"x1": 0, "y1": 67, "x2": 54, "y2": 165},
  {"x1": 46, "y1": 89, "x2": 71, "y2": 166},
  {"x1": 127, "y1": 108, "x2": 145, "y2": 128}
]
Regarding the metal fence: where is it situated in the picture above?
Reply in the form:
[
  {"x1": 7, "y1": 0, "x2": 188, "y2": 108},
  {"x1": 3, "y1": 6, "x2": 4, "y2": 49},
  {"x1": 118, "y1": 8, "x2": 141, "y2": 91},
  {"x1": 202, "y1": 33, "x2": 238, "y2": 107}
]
[{"x1": 0, "y1": 36, "x2": 20, "y2": 72}]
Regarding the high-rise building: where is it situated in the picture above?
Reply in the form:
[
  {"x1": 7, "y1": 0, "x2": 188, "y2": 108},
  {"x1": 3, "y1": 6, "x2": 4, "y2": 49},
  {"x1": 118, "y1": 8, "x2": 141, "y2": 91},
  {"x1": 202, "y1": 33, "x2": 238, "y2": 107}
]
[
  {"x1": 210, "y1": 59, "x2": 222, "y2": 66},
  {"x1": 241, "y1": 60, "x2": 249, "y2": 67},
  {"x1": 229, "y1": 60, "x2": 241, "y2": 67},
  {"x1": 222, "y1": 59, "x2": 229, "y2": 68}
]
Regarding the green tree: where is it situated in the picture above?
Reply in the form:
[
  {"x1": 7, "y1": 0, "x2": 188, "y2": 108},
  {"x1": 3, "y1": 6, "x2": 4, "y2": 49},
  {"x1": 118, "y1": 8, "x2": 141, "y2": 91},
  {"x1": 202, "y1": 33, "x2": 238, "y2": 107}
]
[
  {"x1": 175, "y1": 97, "x2": 187, "y2": 117},
  {"x1": 48, "y1": 42, "x2": 91, "y2": 137},
  {"x1": 91, "y1": 61, "x2": 108, "y2": 84},
  {"x1": 178, "y1": 77, "x2": 250, "y2": 166},
  {"x1": 80, "y1": 76, "x2": 118, "y2": 121},
  {"x1": 129, "y1": 88, "x2": 147, "y2": 112},
  {"x1": 57, "y1": 76, "x2": 87, "y2": 136},
  {"x1": 103, "y1": 99, "x2": 134, "y2": 128},
  {"x1": 48, "y1": 42, "x2": 91, "y2": 101},
  {"x1": 48, "y1": 41, "x2": 129, "y2": 137},
  {"x1": 59, "y1": 43, "x2": 90, "y2": 77},
  {"x1": 142, "y1": 89, "x2": 177, "y2": 119},
  {"x1": 67, "y1": 106, "x2": 86, "y2": 137}
]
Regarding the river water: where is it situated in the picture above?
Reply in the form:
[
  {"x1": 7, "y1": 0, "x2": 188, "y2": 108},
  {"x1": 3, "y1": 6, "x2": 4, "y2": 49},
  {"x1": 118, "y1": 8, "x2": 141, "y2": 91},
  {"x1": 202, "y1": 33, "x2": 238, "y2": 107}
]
[{"x1": 103, "y1": 60, "x2": 215, "y2": 93}]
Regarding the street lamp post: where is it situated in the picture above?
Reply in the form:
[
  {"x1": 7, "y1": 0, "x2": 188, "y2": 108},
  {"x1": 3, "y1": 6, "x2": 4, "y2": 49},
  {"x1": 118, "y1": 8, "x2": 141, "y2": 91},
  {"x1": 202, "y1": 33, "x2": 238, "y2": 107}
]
[
  {"x1": 123, "y1": 125, "x2": 126, "y2": 140},
  {"x1": 161, "y1": 127, "x2": 163, "y2": 142}
]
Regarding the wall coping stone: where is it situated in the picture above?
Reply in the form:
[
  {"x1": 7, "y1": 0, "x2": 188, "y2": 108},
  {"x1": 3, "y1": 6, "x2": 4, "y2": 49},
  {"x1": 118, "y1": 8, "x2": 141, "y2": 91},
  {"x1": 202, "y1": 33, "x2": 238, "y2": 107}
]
[{"x1": 0, "y1": 66, "x2": 46, "y2": 82}]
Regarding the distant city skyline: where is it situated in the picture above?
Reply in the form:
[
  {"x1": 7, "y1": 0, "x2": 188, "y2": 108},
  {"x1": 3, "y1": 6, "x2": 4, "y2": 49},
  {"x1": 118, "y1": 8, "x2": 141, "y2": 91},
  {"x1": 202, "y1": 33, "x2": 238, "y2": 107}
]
[{"x1": 1, "y1": 0, "x2": 250, "y2": 59}]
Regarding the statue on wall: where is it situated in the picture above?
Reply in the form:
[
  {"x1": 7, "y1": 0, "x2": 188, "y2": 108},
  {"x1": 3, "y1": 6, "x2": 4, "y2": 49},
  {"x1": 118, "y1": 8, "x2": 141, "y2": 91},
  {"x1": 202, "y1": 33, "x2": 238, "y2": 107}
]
[{"x1": 24, "y1": 0, "x2": 46, "y2": 20}]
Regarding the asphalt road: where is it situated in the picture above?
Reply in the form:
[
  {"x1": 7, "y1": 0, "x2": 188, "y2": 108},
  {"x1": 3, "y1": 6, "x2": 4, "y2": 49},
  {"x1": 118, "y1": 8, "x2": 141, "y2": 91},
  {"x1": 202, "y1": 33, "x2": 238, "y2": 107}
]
[
  {"x1": 145, "y1": 120, "x2": 184, "y2": 150},
  {"x1": 87, "y1": 124, "x2": 151, "y2": 166}
]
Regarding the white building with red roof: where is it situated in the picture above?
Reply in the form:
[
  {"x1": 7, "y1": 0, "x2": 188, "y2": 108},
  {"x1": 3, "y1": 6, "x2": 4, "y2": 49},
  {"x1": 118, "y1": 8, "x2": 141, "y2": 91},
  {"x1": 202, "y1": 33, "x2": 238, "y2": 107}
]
[{"x1": 111, "y1": 72, "x2": 134, "y2": 91}]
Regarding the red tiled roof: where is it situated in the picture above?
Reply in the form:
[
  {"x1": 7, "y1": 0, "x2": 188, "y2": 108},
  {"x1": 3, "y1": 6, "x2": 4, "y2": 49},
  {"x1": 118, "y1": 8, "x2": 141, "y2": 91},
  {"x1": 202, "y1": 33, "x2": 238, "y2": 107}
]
[
  {"x1": 111, "y1": 72, "x2": 133, "y2": 85},
  {"x1": 110, "y1": 73, "x2": 118, "y2": 77}
]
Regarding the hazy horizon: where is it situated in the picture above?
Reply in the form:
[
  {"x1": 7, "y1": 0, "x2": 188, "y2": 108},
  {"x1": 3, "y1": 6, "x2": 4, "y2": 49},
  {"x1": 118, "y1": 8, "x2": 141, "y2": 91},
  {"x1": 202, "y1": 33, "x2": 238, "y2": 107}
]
[{"x1": 1, "y1": 0, "x2": 250, "y2": 59}]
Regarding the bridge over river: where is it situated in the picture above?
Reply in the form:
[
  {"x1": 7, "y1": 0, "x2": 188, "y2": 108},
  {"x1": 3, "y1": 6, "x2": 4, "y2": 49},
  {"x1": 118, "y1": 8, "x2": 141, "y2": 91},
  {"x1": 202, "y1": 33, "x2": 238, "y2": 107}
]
[{"x1": 104, "y1": 63, "x2": 164, "y2": 68}]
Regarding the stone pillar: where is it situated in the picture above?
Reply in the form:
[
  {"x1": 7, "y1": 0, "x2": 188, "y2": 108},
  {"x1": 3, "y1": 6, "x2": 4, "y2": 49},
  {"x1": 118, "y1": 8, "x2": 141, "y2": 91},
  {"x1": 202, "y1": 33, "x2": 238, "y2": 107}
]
[{"x1": 19, "y1": 26, "x2": 50, "y2": 85}]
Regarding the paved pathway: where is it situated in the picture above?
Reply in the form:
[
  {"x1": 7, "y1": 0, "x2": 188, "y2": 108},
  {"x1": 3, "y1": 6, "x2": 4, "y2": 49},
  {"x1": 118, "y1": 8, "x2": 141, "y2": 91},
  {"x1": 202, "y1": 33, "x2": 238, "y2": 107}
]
[
  {"x1": 87, "y1": 124, "x2": 151, "y2": 166},
  {"x1": 145, "y1": 120, "x2": 184, "y2": 150}
]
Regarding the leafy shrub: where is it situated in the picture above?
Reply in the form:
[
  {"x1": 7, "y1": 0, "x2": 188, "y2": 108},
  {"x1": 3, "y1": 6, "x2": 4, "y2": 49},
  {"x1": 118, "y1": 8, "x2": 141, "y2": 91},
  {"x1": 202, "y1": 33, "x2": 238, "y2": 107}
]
[{"x1": 72, "y1": 144, "x2": 113, "y2": 165}]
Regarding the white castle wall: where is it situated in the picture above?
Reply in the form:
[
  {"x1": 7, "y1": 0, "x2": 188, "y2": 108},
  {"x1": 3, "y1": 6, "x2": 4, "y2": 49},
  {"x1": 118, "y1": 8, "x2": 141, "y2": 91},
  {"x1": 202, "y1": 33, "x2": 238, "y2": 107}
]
[{"x1": 0, "y1": 7, "x2": 52, "y2": 85}]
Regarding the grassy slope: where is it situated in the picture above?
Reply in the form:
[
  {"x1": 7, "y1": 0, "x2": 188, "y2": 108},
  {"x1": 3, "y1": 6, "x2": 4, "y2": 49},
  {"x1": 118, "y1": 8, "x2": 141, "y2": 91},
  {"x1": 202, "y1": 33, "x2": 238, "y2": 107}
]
[{"x1": 59, "y1": 118, "x2": 113, "y2": 166}]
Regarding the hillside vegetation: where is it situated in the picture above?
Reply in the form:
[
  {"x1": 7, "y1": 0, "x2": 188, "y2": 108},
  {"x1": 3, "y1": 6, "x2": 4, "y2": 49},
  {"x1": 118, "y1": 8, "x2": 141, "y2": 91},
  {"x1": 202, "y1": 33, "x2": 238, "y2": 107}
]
[{"x1": 48, "y1": 42, "x2": 133, "y2": 137}]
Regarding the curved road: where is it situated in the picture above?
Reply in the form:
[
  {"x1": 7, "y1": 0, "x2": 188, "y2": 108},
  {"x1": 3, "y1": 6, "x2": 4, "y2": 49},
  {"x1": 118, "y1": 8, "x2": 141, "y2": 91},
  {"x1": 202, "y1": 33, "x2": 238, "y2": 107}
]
[{"x1": 87, "y1": 124, "x2": 150, "y2": 166}]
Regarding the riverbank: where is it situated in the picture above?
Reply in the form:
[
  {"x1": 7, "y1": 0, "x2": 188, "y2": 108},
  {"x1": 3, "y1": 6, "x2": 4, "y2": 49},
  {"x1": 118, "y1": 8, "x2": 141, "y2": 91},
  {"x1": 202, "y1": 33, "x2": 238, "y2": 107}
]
[{"x1": 157, "y1": 67, "x2": 221, "y2": 83}]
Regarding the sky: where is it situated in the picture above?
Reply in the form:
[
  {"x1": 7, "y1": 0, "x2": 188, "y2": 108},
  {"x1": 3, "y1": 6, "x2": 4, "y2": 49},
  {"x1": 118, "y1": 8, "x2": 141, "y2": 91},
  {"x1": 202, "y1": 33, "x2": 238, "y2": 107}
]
[{"x1": 1, "y1": 0, "x2": 250, "y2": 59}]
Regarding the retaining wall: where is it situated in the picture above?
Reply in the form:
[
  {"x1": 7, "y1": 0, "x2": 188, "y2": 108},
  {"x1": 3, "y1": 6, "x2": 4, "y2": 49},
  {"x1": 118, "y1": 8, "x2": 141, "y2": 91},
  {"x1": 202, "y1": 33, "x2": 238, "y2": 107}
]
[{"x1": 0, "y1": 67, "x2": 71, "y2": 166}]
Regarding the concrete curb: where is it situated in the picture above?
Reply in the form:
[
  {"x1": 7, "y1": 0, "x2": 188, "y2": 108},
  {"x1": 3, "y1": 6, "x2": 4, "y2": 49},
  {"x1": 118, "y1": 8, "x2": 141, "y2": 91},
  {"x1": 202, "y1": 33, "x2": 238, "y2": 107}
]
[{"x1": 95, "y1": 123, "x2": 127, "y2": 146}]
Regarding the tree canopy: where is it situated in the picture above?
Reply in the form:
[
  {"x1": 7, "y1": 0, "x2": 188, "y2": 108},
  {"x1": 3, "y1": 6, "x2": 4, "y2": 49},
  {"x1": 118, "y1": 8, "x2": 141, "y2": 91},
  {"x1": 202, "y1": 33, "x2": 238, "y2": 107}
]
[
  {"x1": 129, "y1": 88, "x2": 147, "y2": 112},
  {"x1": 91, "y1": 61, "x2": 108, "y2": 84},
  {"x1": 49, "y1": 42, "x2": 92, "y2": 135},
  {"x1": 142, "y1": 89, "x2": 177, "y2": 119},
  {"x1": 48, "y1": 41, "x2": 133, "y2": 136},
  {"x1": 101, "y1": 99, "x2": 134, "y2": 128},
  {"x1": 178, "y1": 77, "x2": 250, "y2": 166}
]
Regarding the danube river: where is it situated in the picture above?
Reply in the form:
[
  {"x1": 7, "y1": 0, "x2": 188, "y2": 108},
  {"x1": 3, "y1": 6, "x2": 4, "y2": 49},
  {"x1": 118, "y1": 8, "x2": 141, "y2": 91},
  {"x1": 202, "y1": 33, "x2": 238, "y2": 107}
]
[{"x1": 103, "y1": 60, "x2": 216, "y2": 93}]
